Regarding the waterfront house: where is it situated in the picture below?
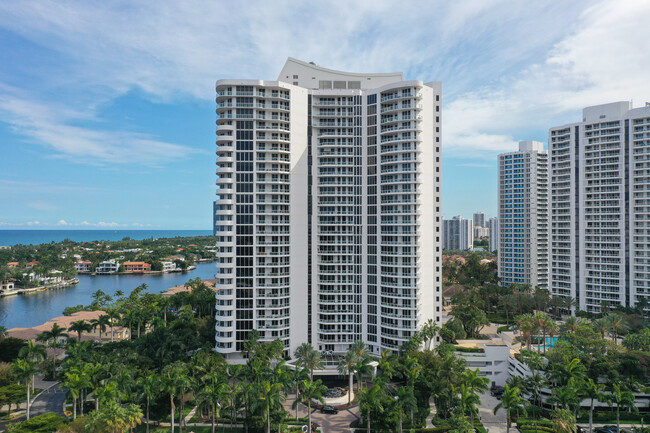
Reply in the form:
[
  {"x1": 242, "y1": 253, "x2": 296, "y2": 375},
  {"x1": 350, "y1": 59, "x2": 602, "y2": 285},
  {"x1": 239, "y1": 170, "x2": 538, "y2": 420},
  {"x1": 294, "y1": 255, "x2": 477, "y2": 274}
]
[
  {"x1": 0, "y1": 280, "x2": 15, "y2": 293},
  {"x1": 123, "y1": 261, "x2": 151, "y2": 273},
  {"x1": 74, "y1": 261, "x2": 93, "y2": 273},
  {"x1": 96, "y1": 259, "x2": 119, "y2": 274},
  {"x1": 170, "y1": 254, "x2": 185, "y2": 261},
  {"x1": 161, "y1": 261, "x2": 177, "y2": 272},
  {"x1": 25, "y1": 261, "x2": 39, "y2": 269},
  {"x1": 7, "y1": 262, "x2": 19, "y2": 268}
]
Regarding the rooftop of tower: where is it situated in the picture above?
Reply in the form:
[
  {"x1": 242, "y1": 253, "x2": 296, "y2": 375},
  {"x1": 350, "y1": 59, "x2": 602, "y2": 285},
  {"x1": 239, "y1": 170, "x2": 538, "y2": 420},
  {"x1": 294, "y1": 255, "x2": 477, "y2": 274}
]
[{"x1": 277, "y1": 57, "x2": 405, "y2": 90}]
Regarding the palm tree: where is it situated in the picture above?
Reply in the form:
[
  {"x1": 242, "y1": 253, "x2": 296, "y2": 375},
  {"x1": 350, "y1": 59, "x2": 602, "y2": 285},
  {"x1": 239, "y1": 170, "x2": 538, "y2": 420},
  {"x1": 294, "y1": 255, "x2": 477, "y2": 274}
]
[
  {"x1": 37, "y1": 323, "x2": 68, "y2": 369},
  {"x1": 197, "y1": 381, "x2": 230, "y2": 433},
  {"x1": 289, "y1": 366, "x2": 309, "y2": 419},
  {"x1": 525, "y1": 372, "x2": 546, "y2": 412},
  {"x1": 584, "y1": 378, "x2": 605, "y2": 433},
  {"x1": 90, "y1": 314, "x2": 111, "y2": 342},
  {"x1": 12, "y1": 359, "x2": 36, "y2": 420},
  {"x1": 354, "y1": 354, "x2": 374, "y2": 391},
  {"x1": 292, "y1": 379, "x2": 326, "y2": 433},
  {"x1": 162, "y1": 362, "x2": 186, "y2": 433},
  {"x1": 552, "y1": 408, "x2": 577, "y2": 433},
  {"x1": 0, "y1": 325, "x2": 8, "y2": 341},
  {"x1": 18, "y1": 339, "x2": 46, "y2": 392},
  {"x1": 359, "y1": 384, "x2": 385, "y2": 433},
  {"x1": 606, "y1": 383, "x2": 637, "y2": 433},
  {"x1": 562, "y1": 316, "x2": 581, "y2": 334},
  {"x1": 106, "y1": 308, "x2": 121, "y2": 342},
  {"x1": 137, "y1": 372, "x2": 160, "y2": 433},
  {"x1": 592, "y1": 318, "x2": 609, "y2": 339},
  {"x1": 63, "y1": 371, "x2": 84, "y2": 420},
  {"x1": 421, "y1": 318, "x2": 439, "y2": 350},
  {"x1": 516, "y1": 314, "x2": 536, "y2": 350},
  {"x1": 338, "y1": 350, "x2": 357, "y2": 404},
  {"x1": 548, "y1": 381, "x2": 581, "y2": 416},
  {"x1": 395, "y1": 386, "x2": 417, "y2": 433},
  {"x1": 493, "y1": 385, "x2": 527, "y2": 433},
  {"x1": 606, "y1": 313, "x2": 628, "y2": 344},
  {"x1": 254, "y1": 381, "x2": 286, "y2": 433},
  {"x1": 533, "y1": 313, "x2": 548, "y2": 353},
  {"x1": 69, "y1": 320, "x2": 92, "y2": 342},
  {"x1": 295, "y1": 343, "x2": 323, "y2": 381},
  {"x1": 459, "y1": 384, "x2": 481, "y2": 430}
]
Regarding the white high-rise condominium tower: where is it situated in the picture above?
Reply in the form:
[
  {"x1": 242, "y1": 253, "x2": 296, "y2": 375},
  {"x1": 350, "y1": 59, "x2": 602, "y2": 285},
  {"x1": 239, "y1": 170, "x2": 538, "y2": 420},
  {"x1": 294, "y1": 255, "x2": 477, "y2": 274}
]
[
  {"x1": 498, "y1": 141, "x2": 549, "y2": 288},
  {"x1": 473, "y1": 212, "x2": 486, "y2": 229},
  {"x1": 550, "y1": 101, "x2": 650, "y2": 313},
  {"x1": 488, "y1": 217, "x2": 499, "y2": 252},
  {"x1": 214, "y1": 58, "x2": 442, "y2": 360},
  {"x1": 442, "y1": 216, "x2": 473, "y2": 251}
]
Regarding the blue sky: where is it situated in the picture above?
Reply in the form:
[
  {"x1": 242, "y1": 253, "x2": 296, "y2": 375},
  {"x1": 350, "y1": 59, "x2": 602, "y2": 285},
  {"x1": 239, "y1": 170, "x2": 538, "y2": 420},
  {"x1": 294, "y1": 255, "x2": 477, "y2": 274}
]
[{"x1": 0, "y1": 0, "x2": 649, "y2": 229}]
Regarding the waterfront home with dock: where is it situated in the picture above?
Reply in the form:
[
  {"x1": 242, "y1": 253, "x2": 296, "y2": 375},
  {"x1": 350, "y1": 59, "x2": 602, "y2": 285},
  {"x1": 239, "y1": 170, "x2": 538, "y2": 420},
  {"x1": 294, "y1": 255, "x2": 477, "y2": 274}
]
[
  {"x1": 96, "y1": 259, "x2": 119, "y2": 274},
  {"x1": 0, "y1": 280, "x2": 15, "y2": 293},
  {"x1": 74, "y1": 261, "x2": 93, "y2": 273},
  {"x1": 123, "y1": 261, "x2": 151, "y2": 273}
]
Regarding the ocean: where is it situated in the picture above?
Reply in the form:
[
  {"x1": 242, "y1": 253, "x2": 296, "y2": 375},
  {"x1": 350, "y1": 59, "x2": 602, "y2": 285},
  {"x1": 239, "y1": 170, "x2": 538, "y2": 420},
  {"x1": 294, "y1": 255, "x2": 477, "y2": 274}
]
[{"x1": 0, "y1": 229, "x2": 214, "y2": 246}]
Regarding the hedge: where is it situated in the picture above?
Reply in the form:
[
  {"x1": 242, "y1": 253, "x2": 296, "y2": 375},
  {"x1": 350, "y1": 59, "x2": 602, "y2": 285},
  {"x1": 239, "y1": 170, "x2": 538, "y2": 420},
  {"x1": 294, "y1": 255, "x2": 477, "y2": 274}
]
[{"x1": 453, "y1": 346, "x2": 485, "y2": 353}]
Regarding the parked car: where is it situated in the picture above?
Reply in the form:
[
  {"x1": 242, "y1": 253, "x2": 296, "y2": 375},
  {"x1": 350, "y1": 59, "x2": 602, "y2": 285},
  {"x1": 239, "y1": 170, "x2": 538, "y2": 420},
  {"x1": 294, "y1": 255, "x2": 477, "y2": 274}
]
[
  {"x1": 595, "y1": 426, "x2": 631, "y2": 433},
  {"x1": 320, "y1": 405, "x2": 338, "y2": 414},
  {"x1": 490, "y1": 386, "x2": 504, "y2": 398}
]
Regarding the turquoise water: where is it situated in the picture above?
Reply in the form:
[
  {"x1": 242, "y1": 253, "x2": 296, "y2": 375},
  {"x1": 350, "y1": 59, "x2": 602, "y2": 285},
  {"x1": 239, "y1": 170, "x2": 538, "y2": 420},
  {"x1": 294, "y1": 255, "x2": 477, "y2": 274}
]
[
  {"x1": 542, "y1": 337, "x2": 558, "y2": 349},
  {"x1": 0, "y1": 229, "x2": 213, "y2": 246}
]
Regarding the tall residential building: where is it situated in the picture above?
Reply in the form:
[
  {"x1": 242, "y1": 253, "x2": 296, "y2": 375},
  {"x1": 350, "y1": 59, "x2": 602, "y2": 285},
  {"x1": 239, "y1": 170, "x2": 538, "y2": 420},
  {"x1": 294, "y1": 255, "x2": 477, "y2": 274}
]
[
  {"x1": 442, "y1": 216, "x2": 473, "y2": 250},
  {"x1": 488, "y1": 217, "x2": 499, "y2": 252},
  {"x1": 214, "y1": 58, "x2": 442, "y2": 360},
  {"x1": 473, "y1": 212, "x2": 486, "y2": 229},
  {"x1": 550, "y1": 101, "x2": 650, "y2": 313},
  {"x1": 498, "y1": 141, "x2": 549, "y2": 288}
]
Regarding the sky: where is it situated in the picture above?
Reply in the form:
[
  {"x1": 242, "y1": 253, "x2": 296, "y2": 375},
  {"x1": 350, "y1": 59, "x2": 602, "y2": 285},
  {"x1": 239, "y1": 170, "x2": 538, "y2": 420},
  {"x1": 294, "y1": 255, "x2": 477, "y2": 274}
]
[{"x1": 0, "y1": 0, "x2": 649, "y2": 229}]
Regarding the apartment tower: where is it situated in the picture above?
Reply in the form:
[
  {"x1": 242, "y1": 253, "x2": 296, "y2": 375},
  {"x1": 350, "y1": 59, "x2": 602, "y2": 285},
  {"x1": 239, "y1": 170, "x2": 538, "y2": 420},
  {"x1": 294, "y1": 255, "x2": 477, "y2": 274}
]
[
  {"x1": 549, "y1": 101, "x2": 650, "y2": 313},
  {"x1": 473, "y1": 211, "x2": 486, "y2": 229},
  {"x1": 442, "y1": 216, "x2": 473, "y2": 251},
  {"x1": 214, "y1": 58, "x2": 442, "y2": 360},
  {"x1": 498, "y1": 141, "x2": 549, "y2": 288}
]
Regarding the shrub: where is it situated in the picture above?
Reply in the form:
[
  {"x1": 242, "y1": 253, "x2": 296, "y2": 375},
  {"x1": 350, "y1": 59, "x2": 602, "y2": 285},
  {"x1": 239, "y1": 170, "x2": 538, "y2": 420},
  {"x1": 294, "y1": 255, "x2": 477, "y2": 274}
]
[{"x1": 453, "y1": 346, "x2": 484, "y2": 353}]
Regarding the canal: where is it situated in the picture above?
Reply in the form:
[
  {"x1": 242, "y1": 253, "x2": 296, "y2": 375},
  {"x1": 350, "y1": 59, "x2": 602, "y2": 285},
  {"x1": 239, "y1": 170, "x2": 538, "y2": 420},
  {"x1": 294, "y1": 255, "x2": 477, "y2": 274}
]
[{"x1": 0, "y1": 262, "x2": 217, "y2": 329}]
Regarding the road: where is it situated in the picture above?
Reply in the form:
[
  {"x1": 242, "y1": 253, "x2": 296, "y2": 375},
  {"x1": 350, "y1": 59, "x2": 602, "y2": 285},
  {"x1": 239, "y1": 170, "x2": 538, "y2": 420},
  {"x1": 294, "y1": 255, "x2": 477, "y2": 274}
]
[
  {"x1": 284, "y1": 393, "x2": 360, "y2": 433},
  {"x1": 0, "y1": 382, "x2": 65, "y2": 432},
  {"x1": 478, "y1": 390, "x2": 507, "y2": 433}
]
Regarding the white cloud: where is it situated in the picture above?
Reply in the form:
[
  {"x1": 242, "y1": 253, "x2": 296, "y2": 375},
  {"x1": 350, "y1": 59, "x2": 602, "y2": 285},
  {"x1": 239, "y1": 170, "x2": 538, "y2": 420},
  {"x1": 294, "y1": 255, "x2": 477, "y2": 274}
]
[
  {"x1": 0, "y1": 0, "x2": 647, "y2": 161},
  {"x1": 0, "y1": 90, "x2": 204, "y2": 165},
  {"x1": 444, "y1": 0, "x2": 650, "y2": 156}
]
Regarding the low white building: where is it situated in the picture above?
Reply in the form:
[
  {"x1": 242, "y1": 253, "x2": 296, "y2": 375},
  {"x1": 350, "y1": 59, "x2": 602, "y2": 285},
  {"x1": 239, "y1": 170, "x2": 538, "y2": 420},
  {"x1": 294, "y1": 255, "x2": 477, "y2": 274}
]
[
  {"x1": 454, "y1": 339, "x2": 511, "y2": 387},
  {"x1": 162, "y1": 261, "x2": 177, "y2": 272},
  {"x1": 96, "y1": 259, "x2": 119, "y2": 274}
]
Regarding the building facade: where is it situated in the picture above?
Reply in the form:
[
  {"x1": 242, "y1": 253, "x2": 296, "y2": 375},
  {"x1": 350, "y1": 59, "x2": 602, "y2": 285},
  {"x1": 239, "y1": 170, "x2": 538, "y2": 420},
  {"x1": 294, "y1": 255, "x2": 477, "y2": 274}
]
[
  {"x1": 489, "y1": 217, "x2": 499, "y2": 252},
  {"x1": 498, "y1": 141, "x2": 549, "y2": 288},
  {"x1": 442, "y1": 216, "x2": 473, "y2": 251},
  {"x1": 214, "y1": 58, "x2": 442, "y2": 360},
  {"x1": 550, "y1": 101, "x2": 650, "y2": 313},
  {"x1": 473, "y1": 212, "x2": 486, "y2": 229}
]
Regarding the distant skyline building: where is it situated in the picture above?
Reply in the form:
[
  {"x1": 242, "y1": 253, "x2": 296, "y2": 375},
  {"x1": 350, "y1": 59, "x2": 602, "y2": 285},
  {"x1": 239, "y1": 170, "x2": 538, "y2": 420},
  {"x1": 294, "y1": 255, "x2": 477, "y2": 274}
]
[
  {"x1": 442, "y1": 216, "x2": 473, "y2": 250},
  {"x1": 489, "y1": 217, "x2": 499, "y2": 252},
  {"x1": 475, "y1": 226, "x2": 489, "y2": 238},
  {"x1": 549, "y1": 101, "x2": 650, "y2": 313},
  {"x1": 473, "y1": 211, "x2": 486, "y2": 228},
  {"x1": 498, "y1": 140, "x2": 549, "y2": 288},
  {"x1": 214, "y1": 58, "x2": 442, "y2": 360}
]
